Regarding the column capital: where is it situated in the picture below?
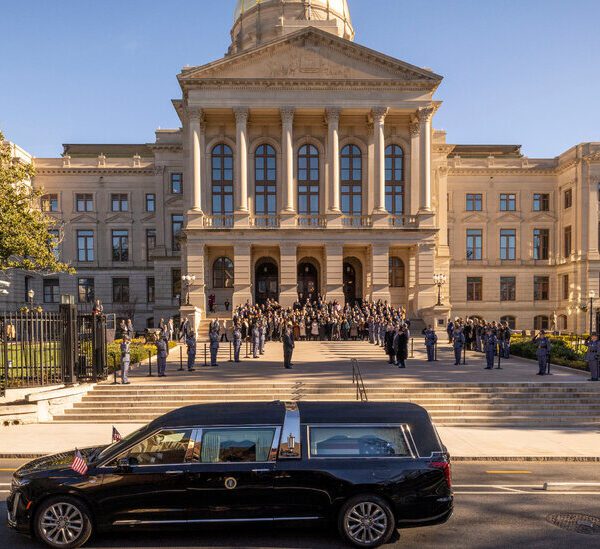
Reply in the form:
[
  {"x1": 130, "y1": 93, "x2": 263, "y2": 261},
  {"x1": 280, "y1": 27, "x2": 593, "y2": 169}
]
[
  {"x1": 418, "y1": 105, "x2": 435, "y2": 124},
  {"x1": 233, "y1": 107, "x2": 250, "y2": 125},
  {"x1": 280, "y1": 106, "x2": 295, "y2": 125},
  {"x1": 409, "y1": 116, "x2": 421, "y2": 137},
  {"x1": 187, "y1": 107, "x2": 204, "y2": 123},
  {"x1": 325, "y1": 107, "x2": 341, "y2": 125},
  {"x1": 371, "y1": 107, "x2": 389, "y2": 124}
]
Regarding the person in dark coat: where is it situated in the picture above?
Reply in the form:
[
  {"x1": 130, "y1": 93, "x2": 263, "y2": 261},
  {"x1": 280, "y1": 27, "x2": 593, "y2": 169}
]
[
  {"x1": 384, "y1": 325, "x2": 396, "y2": 365},
  {"x1": 156, "y1": 337, "x2": 168, "y2": 377},
  {"x1": 185, "y1": 332, "x2": 196, "y2": 371},
  {"x1": 585, "y1": 333, "x2": 600, "y2": 381},
  {"x1": 394, "y1": 326, "x2": 409, "y2": 369},
  {"x1": 283, "y1": 323, "x2": 295, "y2": 369},
  {"x1": 424, "y1": 326, "x2": 437, "y2": 362}
]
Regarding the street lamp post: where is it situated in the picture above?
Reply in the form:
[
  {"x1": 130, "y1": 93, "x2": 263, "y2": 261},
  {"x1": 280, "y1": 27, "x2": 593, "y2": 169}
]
[
  {"x1": 589, "y1": 290, "x2": 596, "y2": 334},
  {"x1": 181, "y1": 275, "x2": 196, "y2": 306},
  {"x1": 433, "y1": 274, "x2": 447, "y2": 307},
  {"x1": 27, "y1": 289, "x2": 35, "y2": 306}
]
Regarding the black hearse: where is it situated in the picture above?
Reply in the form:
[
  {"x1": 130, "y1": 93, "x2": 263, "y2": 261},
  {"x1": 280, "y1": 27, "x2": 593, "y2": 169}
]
[{"x1": 7, "y1": 402, "x2": 453, "y2": 548}]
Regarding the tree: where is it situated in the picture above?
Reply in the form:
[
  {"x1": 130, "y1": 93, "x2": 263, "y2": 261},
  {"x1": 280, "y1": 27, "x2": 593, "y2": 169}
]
[{"x1": 0, "y1": 131, "x2": 73, "y2": 273}]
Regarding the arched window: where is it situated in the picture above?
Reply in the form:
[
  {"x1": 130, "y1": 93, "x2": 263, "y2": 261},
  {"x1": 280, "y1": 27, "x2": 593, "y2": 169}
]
[
  {"x1": 298, "y1": 144, "x2": 320, "y2": 219},
  {"x1": 341, "y1": 145, "x2": 362, "y2": 218},
  {"x1": 385, "y1": 145, "x2": 404, "y2": 215},
  {"x1": 211, "y1": 144, "x2": 234, "y2": 221},
  {"x1": 255, "y1": 144, "x2": 277, "y2": 223},
  {"x1": 389, "y1": 257, "x2": 405, "y2": 288},
  {"x1": 213, "y1": 257, "x2": 234, "y2": 289},
  {"x1": 557, "y1": 314, "x2": 568, "y2": 331},
  {"x1": 534, "y1": 315, "x2": 549, "y2": 331},
  {"x1": 500, "y1": 316, "x2": 516, "y2": 330}
]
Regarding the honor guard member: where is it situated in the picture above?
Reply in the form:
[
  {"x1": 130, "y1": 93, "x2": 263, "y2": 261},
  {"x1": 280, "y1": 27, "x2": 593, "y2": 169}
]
[
  {"x1": 209, "y1": 328, "x2": 220, "y2": 367},
  {"x1": 484, "y1": 329, "x2": 497, "y2": 370},
  {"x1": 452, "y1": 328, "x2": 465, "y2": 366},
  {"x1": 379, "y1": 321, "x2": 387, "y2": 348},
  {"x1": 259, "y1": 321, "x2": 266, "y2": 355},
  {"x1": 252, "y1": 323, "x2": 260, "y2": 358},
  {"x1": 120, "y1": 336, "x2": 131, "y2": 384},
  {"x1": 156, "y1": 337, "x2": 168, "y2": 377},
  {"x1": 233, "y1": 323, "x2": 242, "y2": 363},
  {"x1": 373, "y1": 318, "x2": 381, "y2": 346},
  {"x1": 585, "y1": 333, "x2": 600, "y2": 381},
  {"x1": 533, "y1": 330, "x2": 552, "y2": 375},
  {"x1": 368, "y1": 317, "x2": 375, "y2": 344},
  {"x1": 185, "y1": 332, "x2": 196, "y2": 371},
  {"x1": 283, "y1": 323, "x2": 295, "y2": 369},
  {"x1": 424, "y1": 326, "x2": 437, "y2": 362}
]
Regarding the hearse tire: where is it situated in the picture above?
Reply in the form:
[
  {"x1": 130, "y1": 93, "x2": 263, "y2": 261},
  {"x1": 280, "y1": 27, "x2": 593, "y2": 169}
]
[
  {"x1": 34, "y1": 496, "x2": 93, "y2": 549},
  {"x1": 338, "y1": 494, "x2": 395, "y2": 548}
]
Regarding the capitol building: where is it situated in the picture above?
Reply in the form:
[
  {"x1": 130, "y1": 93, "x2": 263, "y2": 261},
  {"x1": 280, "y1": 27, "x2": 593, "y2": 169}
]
[{"x1": 3, "y1": 0, "x2": 600, "y2": 333}]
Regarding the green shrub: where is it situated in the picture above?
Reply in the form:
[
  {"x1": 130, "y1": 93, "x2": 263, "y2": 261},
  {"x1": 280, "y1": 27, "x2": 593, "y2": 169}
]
[
  {"x1": 107, "y1": 338, "x2": 178, "y2": 372},
  {"x1": 510, "y1": 337, "x2": 589, "y2": 372}
]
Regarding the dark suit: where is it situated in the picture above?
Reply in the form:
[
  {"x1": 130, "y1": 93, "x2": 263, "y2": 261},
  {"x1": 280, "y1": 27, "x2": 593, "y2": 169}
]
[{"x1": 283, "y1": 330, "x2": 295, "y2": 369}]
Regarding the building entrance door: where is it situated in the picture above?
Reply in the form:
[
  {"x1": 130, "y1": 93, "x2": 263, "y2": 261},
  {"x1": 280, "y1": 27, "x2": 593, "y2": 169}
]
[
  {"x1": 343, "y1": 262, "x2": 357, "y2": 305},
  {"x1": 298, "y1": 262, "x2": 319, "y2": 303},
  {"x1": 255, "y1": 260, "x2": 279, "y2": 304}
]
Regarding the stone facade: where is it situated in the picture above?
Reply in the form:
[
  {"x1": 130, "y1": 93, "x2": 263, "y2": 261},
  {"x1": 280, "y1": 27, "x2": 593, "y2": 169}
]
[{"x1": 2, "y1": 0, "x2": 599, "y2": 333}]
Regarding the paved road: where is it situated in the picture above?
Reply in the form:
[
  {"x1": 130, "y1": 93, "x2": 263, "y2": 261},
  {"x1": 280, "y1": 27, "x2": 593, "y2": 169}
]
[{"x1": 2, "y1": 460, "x2": 600, "y2": 548}]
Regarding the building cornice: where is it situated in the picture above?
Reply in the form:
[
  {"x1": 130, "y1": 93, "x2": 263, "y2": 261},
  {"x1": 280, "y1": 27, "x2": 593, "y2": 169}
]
[{"x1": 34, "y1": 168, "x2": 155, "y2": 176}]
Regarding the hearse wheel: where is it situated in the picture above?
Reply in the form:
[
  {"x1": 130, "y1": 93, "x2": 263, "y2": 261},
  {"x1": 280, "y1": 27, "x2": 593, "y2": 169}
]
[
  {"x1": 34, "y1": 496, "x2": 93, "y2": 549},
  {"x1": 339, "y1": 494, "x2": 395, "y2": 548}
]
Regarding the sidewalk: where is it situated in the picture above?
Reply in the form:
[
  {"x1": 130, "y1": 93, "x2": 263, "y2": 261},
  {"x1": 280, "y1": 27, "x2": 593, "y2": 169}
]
[{"x1": 0, "y1": 422, "x2": 598, "y2": 461}]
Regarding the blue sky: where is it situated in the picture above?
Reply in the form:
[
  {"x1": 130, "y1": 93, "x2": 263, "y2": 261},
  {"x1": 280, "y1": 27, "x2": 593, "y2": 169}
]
[{"x1": 2, "y1": 0, "x2": 598, "y2": 157}]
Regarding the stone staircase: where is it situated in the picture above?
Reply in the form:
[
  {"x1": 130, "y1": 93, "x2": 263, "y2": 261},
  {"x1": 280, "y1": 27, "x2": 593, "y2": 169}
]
[{"x1": 54, "y1": 381, "x2": 600, "y2": 427}]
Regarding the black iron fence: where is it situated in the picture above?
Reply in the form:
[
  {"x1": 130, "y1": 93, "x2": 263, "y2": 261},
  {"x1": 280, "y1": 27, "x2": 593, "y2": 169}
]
[{"x1": 0, "y1": 307, "x2": 108, "y2": 396}]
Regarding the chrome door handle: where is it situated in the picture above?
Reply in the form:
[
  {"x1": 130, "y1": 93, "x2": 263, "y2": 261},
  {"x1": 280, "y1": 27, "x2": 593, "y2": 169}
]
[
  {"x1": 165, "y1": 470, "x2": 184, "y2": 474},
  {"x1": 252, "y1": 468, "x2": 271, "y2": 473}
]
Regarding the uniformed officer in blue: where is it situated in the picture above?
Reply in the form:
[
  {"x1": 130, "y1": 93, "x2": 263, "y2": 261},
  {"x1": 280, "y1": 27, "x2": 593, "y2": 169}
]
[
  {"x1": 252, "y1": 323, "x2": 260, "y2": 358},
  {"x1": 259, "y1": 321, "x2": 266, "y2": 355},
  {"x1": 209, "y1": 327, "x2": 220, "y2": 367},
  {"x1": 120, "y1": 336, "x2": 131, "y2": 384},
  {"x1": 424, "y1": 325, "x2": 437, "y2": 362},
  {"x1": 452, "y1": 327, "x2": 465, "y2": 366},
  {"x1": 585, "y1": 332, "x2": 600, "y2": 382},
  {"x1": 233, "y1": 322, "x2": 242, "y2": 363},
  {"x1": 185, "y1": 331, "x2": 196, "y2": 371},
  {"x1": 156, "y1": 336, "x2": 168, "y2": 377},
  {"x1": 533, "y1": 330, "x2": 552, "y2": 375},
  {"x1": 483, "y1": 328, "x2": 497, "y2": 370}
]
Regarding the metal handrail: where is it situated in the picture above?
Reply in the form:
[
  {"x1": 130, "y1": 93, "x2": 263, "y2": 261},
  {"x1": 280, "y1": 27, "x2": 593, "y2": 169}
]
[{"x1": 351, "y1": 358, "x2": 368, "y2": 402}]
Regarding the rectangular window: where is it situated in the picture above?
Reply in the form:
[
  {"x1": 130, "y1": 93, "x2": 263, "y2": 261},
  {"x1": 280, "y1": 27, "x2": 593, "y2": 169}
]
[
  {"x1": 118, "y1": 429, "x2": 194, "y2": 466},
  {"x1": 309, "y1": 426, "x2": 410, "y2": 458},
  {"x1": 564, "y1": 189, "x2": 572, "y2": 209},
  {"x1": 112, "y1": 278, "x2": 130, "y2": 303},
  {"x1": 145, "y1": 193, "x2": 156, "y2": 212},
  {"x1": 533, "y1": 229, "x2": 549, "y2": 260},
  {"x1": 146, "y1": 228, "x2": 156, "y2": 260},
  {"x1": 171, "y1": 214, "x2": 184, "y2": 252},
  {"x1": 147, "y1": 277, "x2": 155, "y2": 303},
  {"x1": 500, "y1": 229, "x2": 516, "y2": 260},
  {"x1": 500, "y1": 193, "x2": 516, "y2": 211},
  {"x1": 562, "y1": 274, "x2": 569, "y2": 300},
  {"x1": 76, "y1": 230, "x2": 94, "y2": 262},
  {"x1": 564, "y1": 226, "x2": 572, "y2": 257},
  {"x1": 466, "y1": 193, "x2": 482, "y2": 211},
  {"x1": 77, "y1": 278, "x2": 95, "y2": 304},
  {"x1": 112, "y1": 230, "x2": 129, "y2": 262},
  {"x1": 170, "y1": 173, "x2": 183, "y2": 194},
  {"x1": 111, "y1": 193, "x2": 129, "y2": 212},
  {"x1": 43, "y1": 278, "x2": 60, "y2": 303},
  {"x1": 41, "y1": 194, "x2": 59, "y2": 212},
  {"x1": 75, "y1": 193, "x2": 93, "y2": 212},
  {"x1": 172, "y1": 268, "x2": 181, "y2": 300},
  {"x1": 533, "y1": 193, "x2": 550, "y2": 211},
  {"x1": 466, "y1": 229, "x2": 483, "y2": 260},
  {"x1": 500, "y1": 276, "x2": 516, "y2": 301},
  {"x1": 200, "y1": 428, "x2": 277, "y2": 463},
  {"x1": 534, "y1": 276, "x2": 550, "y2": 301},
  {"x1": 467, "y1": 277, "x2": 483, "y2": 301}
]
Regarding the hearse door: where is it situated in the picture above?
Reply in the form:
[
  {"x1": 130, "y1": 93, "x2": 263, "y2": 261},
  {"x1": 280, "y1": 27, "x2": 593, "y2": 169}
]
[
  {"x1": 96, "y1": 428, "x2": 195, "y2": 526},
  {"x1": 187, "y1": 427, "x2": 279, "y2": 521}
]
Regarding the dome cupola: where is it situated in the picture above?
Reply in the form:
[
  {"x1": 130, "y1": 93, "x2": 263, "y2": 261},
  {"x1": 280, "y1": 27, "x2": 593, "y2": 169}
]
[{"x1": 230, "y1": 0, "x2": 354, "y2": 54}]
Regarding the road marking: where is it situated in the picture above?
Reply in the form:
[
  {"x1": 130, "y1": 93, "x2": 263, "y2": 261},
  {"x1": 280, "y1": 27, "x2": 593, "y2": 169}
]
[
  {"x1": 0, "y1": 469, "x2": 15, "y2": 472},
  {"x1": 486, "y1": 471, "x2": 532, "y2": 475},
  {"x1": 0, "y1": 483, "x2": 11, "y2": 486},
  {"x1": 456, "y1": 491, "x2": 600, "y2": 495}
]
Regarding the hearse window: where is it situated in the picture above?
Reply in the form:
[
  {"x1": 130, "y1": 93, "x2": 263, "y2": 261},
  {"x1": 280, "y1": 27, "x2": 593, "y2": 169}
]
[
  {"x1": 309, "y1": 427, "x2": 410, "y2": 458},
  {"x1": 114, "y1": 429, "x2": 193, "y2": 466},
  {"x1": 200, "y1": 428, "x2": 276, "y2": 463}
]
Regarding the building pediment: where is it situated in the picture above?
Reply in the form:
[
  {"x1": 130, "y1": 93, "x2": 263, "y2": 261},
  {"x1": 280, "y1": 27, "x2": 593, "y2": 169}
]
[
  {"x1": 106, "y1": 213, "x2": 133, "y2": 224},
  {"x1": 71, "y1": 213, "x2": 97, "y2": 224},
  {"x1": 530, "y1": 212, "x2": 557, "y2": 223},
  {"x1": 497, "y1": 212, "x2": 522, "y2": 223},
  {"x1": 462, "y1": 213, "x2": 488, "y2": 223},
  {"x1": 179, "y1": 27, "x2": 442, "y2": 88},
  {"x1": 141, "y1": 213, "x2": 156, "y2": 223}
]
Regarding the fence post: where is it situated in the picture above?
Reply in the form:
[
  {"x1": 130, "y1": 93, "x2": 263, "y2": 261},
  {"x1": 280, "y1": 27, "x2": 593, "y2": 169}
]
[
  {"x1": 204, "y1": 343, "x2": 208, "y2": 367},
  {"x1": 245, "y1": 338, "x2": 250, "y2": 358},
  {"x1": 462, "y1": 345, "x2": 467, "y2": 365},
  {"x1": 147, "y1": 350, "x2": 153, "y2": 377},
  {"x1": 434, "y1": 342, "x2": 438, "y2": 362},
  {"x1": 410, "y1": 338, "x2": 414, "y2": 358},
  {"x1": 112, "y1": 353, "x2": 118, "y2": 384},
  {"x1": 178, "y1": 346, "x2": 184, "y2": 371},
  {"x1": 59, "y1": 304, "x2": 78, "y2": 385},
  {"x1": 229, "y1": 341, "x2": 233, "y2": 363}
]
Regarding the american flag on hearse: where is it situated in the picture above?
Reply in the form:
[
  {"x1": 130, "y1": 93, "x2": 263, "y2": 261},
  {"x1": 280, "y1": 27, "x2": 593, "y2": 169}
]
[
  {"x1": 70, "y1": 449, "x2": 89, "y2": 476},
  {"x1": 112, "y1": 426, "x2": 122, "y2": 443}
]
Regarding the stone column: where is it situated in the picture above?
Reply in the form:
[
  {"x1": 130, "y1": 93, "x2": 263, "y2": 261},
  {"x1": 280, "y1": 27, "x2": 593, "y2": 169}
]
[
  {"x1": 326, "y1": 108, "x2": 341, "y2": 213},
  {"x1": 372, "y1": 107, "x2": 388, "y2": 215},
  {"x1": 234, "y1": 107, "x2": 250, "y2": 218},
  {"x1": 189, "y1": 108, "x2": 203, "y2": 213},
  {"x1": 409, "y1": 117, "x2": 421, "y2": 216},
  {"x1": 182, "y1": 239, "x2": 206, "y2": 321},
  {"x1": 371, "y1": 243, "x2": 391, "y2": 304},
  {"x1": 279, "y1": 242, "x2": 298, "y2": 308},
  {"x1": 281, "y1": 107, "x2": 296, "y2": 215},
  {"x1": 418, "y1": 106, "x2": 434, "y2": 212},
  {"x1": 325, "y1": 244, "x2": 345, "y2": 303},
  {"x1": 232, "y1": 243, "x2": 253, "y2": 308}
]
